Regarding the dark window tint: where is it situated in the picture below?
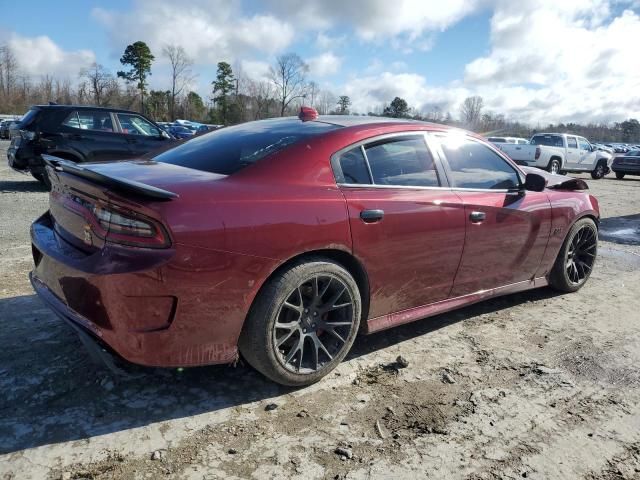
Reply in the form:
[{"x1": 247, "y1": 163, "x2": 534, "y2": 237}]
[
  {"x1": 441, "y1": 137, "x2": 520, "y2": 190},
  {"x1": 64, "y1": 111, "x2": 114, "y2": 132},
  {"x1": 365, "y1": 136, "x2": 439, "y2": 187},
  {"x1": 336, "y1": 147, "x2": 371, "y2": 184},
  {"x1": 488, "y1": 137, "x2": 506, "y2": 143},
  {"x1": 155, "y1": 118, "x2": 341, "y2": 175},
  {"x1": 567, "y1": 137, "x2": 578, "y2": 148},
  {"x1": 530, "y1": 134, "x2": 564, "y2": 147}
]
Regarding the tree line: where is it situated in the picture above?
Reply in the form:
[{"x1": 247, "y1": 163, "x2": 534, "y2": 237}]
[{"x1": 1, "y1": 41, "x2": 638, "y2": 142}]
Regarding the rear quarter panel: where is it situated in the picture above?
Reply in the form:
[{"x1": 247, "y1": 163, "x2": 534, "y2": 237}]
[{"x1": 534, "y1": 190, "x2": 600, "y2": 278}]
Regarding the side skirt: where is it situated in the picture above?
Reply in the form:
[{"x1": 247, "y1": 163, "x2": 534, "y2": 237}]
[{"x1": 365, "y1": 277, "x2": 549, "y2": 334}]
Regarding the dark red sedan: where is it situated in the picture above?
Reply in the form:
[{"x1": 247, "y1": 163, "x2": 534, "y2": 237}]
[{"x1": 30, "y1": 111, "x2": 600, "y2": 386}]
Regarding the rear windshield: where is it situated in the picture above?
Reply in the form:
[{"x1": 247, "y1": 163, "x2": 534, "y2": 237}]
[
  {"x1": 530, "y1": 134, "x2": 564, "y2": 147},
  {"x1": 154, "y1": 118, "x2": 340, "y2": 175}
]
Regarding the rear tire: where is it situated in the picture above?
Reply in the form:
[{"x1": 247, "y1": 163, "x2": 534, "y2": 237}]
[
  {"x1": 548, "y1": 218, "x2": 598, "y2": 293},
  {"x1": 548, "y1": 159, "x2": 561, "y2": 175},
  {"x1": 239, "y1": 258, "x2": 361, "y2": 387},
  {"x1": 615, "y1": 172, "x2": 625, "y2": 180}
]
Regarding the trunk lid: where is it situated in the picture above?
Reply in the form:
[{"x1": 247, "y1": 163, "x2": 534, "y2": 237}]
[{"x1": 45, "y1": 157, "x2": 226, "y2": 250}]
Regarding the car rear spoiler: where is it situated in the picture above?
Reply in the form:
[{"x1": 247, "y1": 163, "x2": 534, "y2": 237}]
[{"x1": 42, "y1": 155, "x2": 179, "y2": 200}]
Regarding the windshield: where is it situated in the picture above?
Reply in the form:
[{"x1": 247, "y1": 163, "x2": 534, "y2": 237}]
[
  {"x1": 154, "y1": 117, "x2": 341, "y2": 175},
  {"x1": 530, "y1": 134, "x2": 564, "y2": 147}
]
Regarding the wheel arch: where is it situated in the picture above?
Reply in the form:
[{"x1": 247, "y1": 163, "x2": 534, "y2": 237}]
[
  {"x1": 248, "y1": 248, "x2": 371, "y2": 328},
  {"x1": 548, "y1": 155, "x2": 563, "y2": 168}
]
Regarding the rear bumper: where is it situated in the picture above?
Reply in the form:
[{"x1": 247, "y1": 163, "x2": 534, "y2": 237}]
[{"x1": 30, "y1": 211, "x2": 242, "y2": 368}]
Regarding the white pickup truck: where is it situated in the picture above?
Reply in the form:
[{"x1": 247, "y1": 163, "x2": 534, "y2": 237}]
[{"x1": 496, "y1": 133, "x2": 613, "y2": 179}]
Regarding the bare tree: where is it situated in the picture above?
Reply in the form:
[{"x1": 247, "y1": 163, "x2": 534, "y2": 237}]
[
  {"x1": 460, "y1": 96, "x2": 484, "y2": 126},
  {"x1": 162, "y1": 45, "x2": 193, "y2": 120},
  {"x1": 307, "y1": 81, "x2": 319, "y2": 108},
  {"x1": 79, "y1": 63, "x2": 113, "y2": 106},
  {"x1": 246, "y1": 78, "x2": 275, "y2": 120},
  {"x1": 269, "y1": 53, "x2": 309, "y2": 116},
  {"x1": 317, "y1": 89, "x2": 337, "y2": 115},
  {"x1": 0, "y1": 44, "x2": 18, "y2": 102}
]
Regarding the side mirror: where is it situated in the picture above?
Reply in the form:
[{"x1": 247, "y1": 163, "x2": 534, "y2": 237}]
[
  {"x1": 160, "y1": 130, "x2": 170, "y2": 139},
  {"x1": 524, "y1": 173, "x2": 547, "y2": 192}
]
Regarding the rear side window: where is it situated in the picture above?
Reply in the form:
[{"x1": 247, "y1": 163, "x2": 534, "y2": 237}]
[
  {"x1": 365, "y1": 136, "x2": 439, "y2": 187},
  {"x1": 531, "y1": 134, "x2": 563, "y2": 147},
  {"x1": 63, "y1": 111, "x2": 114, "y2": 132},
  {"x1": 335, "y1": 148, "x2": 371, "y2": 184},
  {"x1": 155, "y1": 118, "x2": 341, "y2": 175},
  {"x1": 440, "y1": 137, "x2": 520, "y2": 190}
]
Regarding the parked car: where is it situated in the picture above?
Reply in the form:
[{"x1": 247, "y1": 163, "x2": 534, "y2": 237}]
[
  {"x1": 7, "y1": 105, "x2": 176, "y2": 187},
  {"x1": 497, "y1": 133, "x2": 612, "y2": 179},
  {"x1": 1, "y1": 119, "x2": 20, "y2": 139},
  {"x1": 592, "y1": 143, "x2": 614, "y2": 154},
  {"x1": 611, "y1": 150, "x2": 640, "y2": 179},
  {"x1": 487, "y1": 136, "x2": 529, "y2": 145},
  {"x1": 167, "y1": 124, "x2": 195, "y2": 139},
  {"x1": 30, "y1": 111, "x2": 600, "y2": 386}
]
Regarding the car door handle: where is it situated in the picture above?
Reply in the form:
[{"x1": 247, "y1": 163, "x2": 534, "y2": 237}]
[
  {"x1": 469, "y1": 211, "x2": 486, "y2": 223},
  {"x1": 360, "y1": 209, "x2": 384, "y2": 223}
]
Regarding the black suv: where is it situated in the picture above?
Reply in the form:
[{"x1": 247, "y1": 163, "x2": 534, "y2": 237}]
[{"x1": 7, "y1": 105, "x2": 176, "y2": 186}]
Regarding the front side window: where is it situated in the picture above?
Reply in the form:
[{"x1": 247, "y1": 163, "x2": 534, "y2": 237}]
[
  {"x1": 440, "y1": 137, "x2": 521, "y2": 190},
  {"x1": 116, "y1": 113, "x2": 159, "y2": 136},
  {"x1": 364, "y1": 136, "x2": 439, "y2": 187},
  {"x1": 578, "y1": 138, "x2": 590, "y2": 151},
  {"x1": 567, "y1": 137, "x2": 578, "y2": 149}
]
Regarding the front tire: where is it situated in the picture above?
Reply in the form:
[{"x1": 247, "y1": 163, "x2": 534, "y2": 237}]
[
  {"x1": 239, "y1": 258, "x2": 361, "y2": 387},
  {"x1": 615, "y1": 172, "x2": 625, "y2": 180},
  {"x1": 549, "y1": 218, "x2": 598, "y2": 293},
  {"x1": 590, "y1": 161, "x2": 607, "y2": 179}
]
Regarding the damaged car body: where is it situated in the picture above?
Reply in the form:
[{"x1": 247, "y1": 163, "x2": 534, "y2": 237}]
[{"x1": 30, "y1": 113, "x2": 600, "y2": 386}]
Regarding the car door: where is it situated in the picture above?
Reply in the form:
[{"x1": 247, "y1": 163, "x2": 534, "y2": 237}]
[
  {"x1": 564, "y1": 136, "x2": 580, "y2": 169},
  {"x1": 114, "y1": 112, "x2": 170, "y2": 157},
  {"x1": 59, "y1": 110, "x2": 132, "y2": 162},
  {"x1": 333, "y1": 133, "x2": 467, "y2": 320},
  {"x1": 577, "y1": 137, "x2": 596, "y2": 168},
  {"x1": 431, "y1": 133, "x2": 552, "y2": 297}
]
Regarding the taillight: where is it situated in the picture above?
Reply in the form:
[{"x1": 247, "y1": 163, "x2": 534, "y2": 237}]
[
  {"x1": 20, "y1": 129, "x2": 36, "y2": 141},
  {"x1": 62, "y1": 194, "x2": 171, "y2": 248},
  {"x1": 535, "y1": 146, "x2": 541, "y2": 160}
]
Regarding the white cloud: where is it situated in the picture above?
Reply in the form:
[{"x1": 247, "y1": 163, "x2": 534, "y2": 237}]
[
  {"x1": 240, "y1": 60, "x2": 271, "y2": 80},
  {"x1": 267, "y1": 0, "x2": 480, "y2": 40},
  {"x1": 7, "y1": 34, "x2": 95, "y2": 78},
  {"x1": 315, "y1": 32, "x2": 347, "y2": 50},
  {"x1": 461, "y1": 1, "x2": 640, "y2": 123},
  {"x1": 307, "y1": 52, "x2": 342, "y2": 77},
  {"x1": 93, "y1": 0, "x2": 294, "y2": 65}
]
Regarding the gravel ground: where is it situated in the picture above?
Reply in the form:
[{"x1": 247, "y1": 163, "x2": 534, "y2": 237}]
[{"x1": 1, "y1": 139, "x2": 639, "y2": 480}]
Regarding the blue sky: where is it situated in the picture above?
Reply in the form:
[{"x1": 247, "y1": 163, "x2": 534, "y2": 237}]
[{"x1": 1, "y1": 0, "x2": 639, "y2": 123}]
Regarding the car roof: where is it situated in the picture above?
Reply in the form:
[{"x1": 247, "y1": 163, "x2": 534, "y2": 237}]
[{"x1": 31, "y1": 104, "x2": 141, "y2": 115}]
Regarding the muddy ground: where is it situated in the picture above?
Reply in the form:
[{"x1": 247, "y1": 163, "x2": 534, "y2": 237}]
[{"x1": 1, "y1": 139, "x2": 639, "y2": 479}]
